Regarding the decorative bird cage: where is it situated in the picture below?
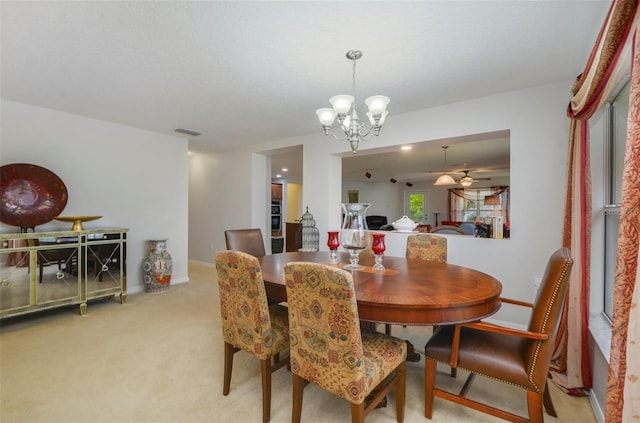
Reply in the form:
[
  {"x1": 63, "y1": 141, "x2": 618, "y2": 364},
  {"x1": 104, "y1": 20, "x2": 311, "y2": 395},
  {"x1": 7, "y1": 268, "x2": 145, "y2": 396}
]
[{"x1": 297, "y1": 207, "x2": 320, "y2": 252}]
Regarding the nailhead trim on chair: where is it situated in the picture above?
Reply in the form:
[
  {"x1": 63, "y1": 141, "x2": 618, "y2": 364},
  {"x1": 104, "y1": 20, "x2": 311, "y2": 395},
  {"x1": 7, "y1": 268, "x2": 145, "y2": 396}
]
[{"x1": 527, "y1": 256, "x2": 572, "y2": 393}]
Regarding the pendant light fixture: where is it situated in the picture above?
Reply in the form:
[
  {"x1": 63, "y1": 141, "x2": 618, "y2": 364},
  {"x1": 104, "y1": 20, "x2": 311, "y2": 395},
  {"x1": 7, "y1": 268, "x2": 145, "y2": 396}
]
[
  {"x1": 434, "y1": 146, "x2": 457, "y2": 186},
  {"x1": 316, "y1": 50, "x2": 390, "y2": 154}
]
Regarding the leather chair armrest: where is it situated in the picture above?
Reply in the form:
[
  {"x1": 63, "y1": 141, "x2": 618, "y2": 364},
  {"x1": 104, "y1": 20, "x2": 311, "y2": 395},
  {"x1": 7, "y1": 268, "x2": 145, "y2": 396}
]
[{"x1": 462, "y1": 321, "x2": 549, "y2": 340}]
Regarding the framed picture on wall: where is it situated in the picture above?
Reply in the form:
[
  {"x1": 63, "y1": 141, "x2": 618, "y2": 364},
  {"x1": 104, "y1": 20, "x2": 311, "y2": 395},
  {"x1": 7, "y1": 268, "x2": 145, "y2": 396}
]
[{"x1": 348, "y1": 190, "x2": 359, "y2": 203}]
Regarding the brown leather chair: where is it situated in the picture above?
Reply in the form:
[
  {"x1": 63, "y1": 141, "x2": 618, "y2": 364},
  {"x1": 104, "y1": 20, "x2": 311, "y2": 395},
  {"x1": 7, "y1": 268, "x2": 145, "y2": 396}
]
[
  {"x1": 424, "y1": 248, "x2": 573, "y2": 423},
  {"x1": 224, "y1": 228, "x2": 266, "y2": 257}
]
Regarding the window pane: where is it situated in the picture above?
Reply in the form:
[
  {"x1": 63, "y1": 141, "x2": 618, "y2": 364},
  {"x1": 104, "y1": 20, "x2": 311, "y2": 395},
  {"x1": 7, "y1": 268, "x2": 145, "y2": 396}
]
[{"x1": 604, "y1": 207, "x2": 620, "y2": 319}]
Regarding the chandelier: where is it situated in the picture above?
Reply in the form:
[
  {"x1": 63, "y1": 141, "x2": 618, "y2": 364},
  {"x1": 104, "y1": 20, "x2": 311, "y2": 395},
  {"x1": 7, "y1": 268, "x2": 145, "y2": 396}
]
[{"x1": 316, "y1": 50, "x2": 390, "y2": 154}]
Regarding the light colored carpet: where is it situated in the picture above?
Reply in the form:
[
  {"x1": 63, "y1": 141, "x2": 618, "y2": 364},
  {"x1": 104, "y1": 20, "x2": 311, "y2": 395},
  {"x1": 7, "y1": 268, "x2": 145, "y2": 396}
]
[{"x1": 0, "y1": 260, "x2": 596, "y2": 423}]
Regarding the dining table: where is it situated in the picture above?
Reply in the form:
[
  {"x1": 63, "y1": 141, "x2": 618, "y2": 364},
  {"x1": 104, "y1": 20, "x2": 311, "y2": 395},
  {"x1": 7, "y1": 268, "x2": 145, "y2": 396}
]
[{"x1": 259, "y1": 251, "x2": 503, "y2": 326}]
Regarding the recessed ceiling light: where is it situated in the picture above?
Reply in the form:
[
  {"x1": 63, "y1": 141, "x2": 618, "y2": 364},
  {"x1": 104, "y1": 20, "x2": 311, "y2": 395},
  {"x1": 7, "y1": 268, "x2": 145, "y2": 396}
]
[
  {"x1": 275, "y1": 174, "x2": 282, "y2": 178},
  {"x1": 401, "y1": 145, "x2": 413, "y2": 150},
  {"x1": 282, "y1": 168, "x2": 288, "y2": 172}
]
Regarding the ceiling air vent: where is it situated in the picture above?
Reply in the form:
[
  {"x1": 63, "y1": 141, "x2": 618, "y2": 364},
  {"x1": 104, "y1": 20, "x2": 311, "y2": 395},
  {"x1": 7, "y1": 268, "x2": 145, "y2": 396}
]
[{"x1": 174, "y1": 128, "x2": 202, "y2": 137}]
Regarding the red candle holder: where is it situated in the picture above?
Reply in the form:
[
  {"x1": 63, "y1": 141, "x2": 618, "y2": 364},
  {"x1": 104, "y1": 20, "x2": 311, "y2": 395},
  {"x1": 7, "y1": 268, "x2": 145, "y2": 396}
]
[
  {"x1": 371, "y1": 233, "x2": 386, "y2": 271},
  {"x1": 327, "y1": 231, "x2": 340, "y2": 264}
]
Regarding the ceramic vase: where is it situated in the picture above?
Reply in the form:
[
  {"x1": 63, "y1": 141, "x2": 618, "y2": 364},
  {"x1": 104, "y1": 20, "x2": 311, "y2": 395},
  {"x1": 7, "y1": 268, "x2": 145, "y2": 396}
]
[{"x1": 143, "y1": 239, "x2": 172, "y2": 293}]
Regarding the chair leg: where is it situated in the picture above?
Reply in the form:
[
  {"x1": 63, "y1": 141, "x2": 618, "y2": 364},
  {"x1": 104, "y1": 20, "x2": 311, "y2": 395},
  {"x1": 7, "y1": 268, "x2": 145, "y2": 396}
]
[
  {"x1": 260, "y1": 358, "x2": 272, "y2": 423},
  {"x1": 527, "y1": 390, "x2": 544, "y2": 423},
  {"x1": 350, "y1": 402, "x2": 365, "y2": 423},
  {"x1": 222, "y1": 342, "x2": 234, "y2": 396},
  {"x1": 396, "y1": 360, "x2": 406, "y2": 423},
  {"x1": 543, "y1": 381, "x2": 557, "y2": 417},
  {"x1": 424, "y1": 358, "x2": 436, "y2": 419},
  {"x1": 385, "y1": 323, "x2": 391, "y2": 335},
  {"x1": 292, "y1": 373, "x2": 305, "y2": 423}
]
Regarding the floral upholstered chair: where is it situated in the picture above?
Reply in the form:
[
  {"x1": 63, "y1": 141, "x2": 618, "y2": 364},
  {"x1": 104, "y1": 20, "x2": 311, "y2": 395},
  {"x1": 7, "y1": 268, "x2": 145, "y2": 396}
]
[
  {"x1": 405, "y1": 234, "x2": 447, "y2": 262},
  {"x1": 284, "y1": 262, "x2": 407, "y2": 423},
  {"x1": 214, "y1": 250, "x2": 289, "y2": 423},
  {"x1": 398, "y1": 233, "x2": 448, "y2": 361}
]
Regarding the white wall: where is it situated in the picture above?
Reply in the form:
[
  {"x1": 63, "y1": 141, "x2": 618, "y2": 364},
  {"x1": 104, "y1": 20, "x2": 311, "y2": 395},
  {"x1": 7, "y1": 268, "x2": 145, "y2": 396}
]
[
  {"x1": 190, "y1": 80, "x2": 572, "y2": 327},
  {"x1": 1, "y1": 99, "x2": 189, "y2": 293}
]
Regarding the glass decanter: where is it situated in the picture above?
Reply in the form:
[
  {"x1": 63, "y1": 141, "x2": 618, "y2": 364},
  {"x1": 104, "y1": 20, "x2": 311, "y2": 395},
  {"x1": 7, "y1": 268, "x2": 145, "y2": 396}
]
[{"x1": 340, "y1": 203, "x2": 371, "y2": 270}]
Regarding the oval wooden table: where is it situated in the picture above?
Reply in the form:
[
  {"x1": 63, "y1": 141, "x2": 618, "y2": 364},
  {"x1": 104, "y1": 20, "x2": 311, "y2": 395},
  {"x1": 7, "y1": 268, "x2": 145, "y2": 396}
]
[{"x1": 259, "y1": 251, "x2": 503, "y2": 326}]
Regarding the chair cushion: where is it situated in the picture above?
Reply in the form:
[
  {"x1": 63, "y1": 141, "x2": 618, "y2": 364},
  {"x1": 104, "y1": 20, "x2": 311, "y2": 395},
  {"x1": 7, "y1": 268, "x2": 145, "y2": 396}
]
[
  {"x1": 425, "y1": 325, "x2": 535, "y2": 391},
  {"x1": 360, "y1": 331, "x2": 407, "y2": 400}
]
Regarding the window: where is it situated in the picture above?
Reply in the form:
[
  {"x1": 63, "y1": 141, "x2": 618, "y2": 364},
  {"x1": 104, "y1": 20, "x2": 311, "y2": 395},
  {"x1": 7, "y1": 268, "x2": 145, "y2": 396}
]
[
  {"x1": 449, "y1": 188, "x2": 507, "y2": 223},
  {"x1": 404, "y1": 191, "x2": 428, "y2": 223},
  {"x1": 603, "y1": 80, "x2": 629, "y2": 321}
]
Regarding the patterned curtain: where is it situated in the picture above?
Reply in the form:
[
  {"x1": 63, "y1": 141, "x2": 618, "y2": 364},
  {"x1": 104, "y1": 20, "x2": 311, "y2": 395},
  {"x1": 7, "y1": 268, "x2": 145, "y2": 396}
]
[
  {"x1": 550, "y1": 0, "x2": 639, "y2": 399},
  {"x1": 606, "y1": 21, "x2": 640, "y2": 423}
]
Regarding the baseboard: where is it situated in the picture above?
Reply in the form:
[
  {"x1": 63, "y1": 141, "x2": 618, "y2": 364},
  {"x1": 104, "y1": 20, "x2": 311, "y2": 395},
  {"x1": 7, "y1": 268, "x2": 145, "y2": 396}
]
[
  {"x1": 189, "y1": 258, "x2": 215, "y2": 268},
  {"x1": 589, "y1": 389, "x2": 605, "y2": 423}
]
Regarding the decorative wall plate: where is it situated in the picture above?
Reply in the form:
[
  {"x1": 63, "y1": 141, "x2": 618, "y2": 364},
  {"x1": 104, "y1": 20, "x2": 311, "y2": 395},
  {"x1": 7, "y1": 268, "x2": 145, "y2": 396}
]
[{"x1": 0, "y1": 163, "x2": 68, "y2": 230}]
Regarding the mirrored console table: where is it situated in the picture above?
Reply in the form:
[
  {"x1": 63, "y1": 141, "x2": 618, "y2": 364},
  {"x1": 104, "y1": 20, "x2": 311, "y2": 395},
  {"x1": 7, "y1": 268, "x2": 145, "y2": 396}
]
[{"x1": 0, "y1": 228, "x2": 128, "y2": 319}]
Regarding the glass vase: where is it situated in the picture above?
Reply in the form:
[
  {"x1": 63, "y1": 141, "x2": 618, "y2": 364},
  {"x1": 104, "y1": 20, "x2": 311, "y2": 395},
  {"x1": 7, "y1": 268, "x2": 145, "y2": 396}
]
[{"x1": 340, "y1": 203, "x2": 371, "y2": 270}]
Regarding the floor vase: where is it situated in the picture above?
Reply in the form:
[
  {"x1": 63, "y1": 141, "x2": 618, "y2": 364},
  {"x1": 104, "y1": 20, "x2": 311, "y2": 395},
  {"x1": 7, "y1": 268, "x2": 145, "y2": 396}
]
[{"x1": 143, "y1": 239, "x2": 172, "y2": 293}]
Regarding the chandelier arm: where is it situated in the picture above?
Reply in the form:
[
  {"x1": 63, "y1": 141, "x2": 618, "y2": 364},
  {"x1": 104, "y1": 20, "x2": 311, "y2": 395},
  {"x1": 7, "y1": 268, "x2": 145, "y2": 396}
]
[
  {"x1": 358, "y1": 125, "x2": 377, "y2": 141},
  {"x1": 324, "y1": 130, "x2": 349, "y2": 142}
]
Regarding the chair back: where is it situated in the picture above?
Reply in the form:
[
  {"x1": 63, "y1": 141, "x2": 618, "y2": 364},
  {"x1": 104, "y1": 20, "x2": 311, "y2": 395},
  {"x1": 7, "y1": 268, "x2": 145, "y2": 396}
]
[
  {"x1": 224, "y1": 228, "x2": 266, "y2": 257},
  {"x1": 214, "y1": 250, "x2": 276, "y2": 359},
  {"x1": 458, "y1": 222, "x2": 476, "y2": 236},
  {"x1": 430, "y1": 225, "x2": 465, "y2": 235},
  {"x1": 524, "y1": 247, "x2": 573, "y2": 388},
  {"x1": 284, "y1": 262, "x2": 367, "y2": 402},
  {"x1": 406, "y1": 234, "x2": 447, "y2": 262}
]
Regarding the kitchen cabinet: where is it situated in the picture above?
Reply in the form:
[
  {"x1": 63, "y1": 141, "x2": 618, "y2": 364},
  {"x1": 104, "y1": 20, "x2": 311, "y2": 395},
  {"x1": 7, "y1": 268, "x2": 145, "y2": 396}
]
[
  {"x1": 285, "y1": 221, "x2": 300, "y2": 252},
  {"x1": 0, "y1": 228, "x2": 128, "y2": 318},
  {"x1": 271, "y1": 183, "x2": 283, "y2": 200}
]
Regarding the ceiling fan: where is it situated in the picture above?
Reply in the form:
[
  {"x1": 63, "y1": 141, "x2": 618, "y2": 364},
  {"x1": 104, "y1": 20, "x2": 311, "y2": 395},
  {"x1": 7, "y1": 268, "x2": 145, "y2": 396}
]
[{"x1": 458, "y1": 170, "x2": 491, "y2": 187}]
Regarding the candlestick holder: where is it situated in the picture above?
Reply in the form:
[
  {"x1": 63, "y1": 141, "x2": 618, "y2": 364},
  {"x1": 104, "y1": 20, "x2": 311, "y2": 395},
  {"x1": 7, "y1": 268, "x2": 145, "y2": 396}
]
[
  {"x1": 371, "y1": 233, "x2": 386, "y2": 271},
  {"x1": 327, "y1": 231, "x2": 340, "y2": 265}
]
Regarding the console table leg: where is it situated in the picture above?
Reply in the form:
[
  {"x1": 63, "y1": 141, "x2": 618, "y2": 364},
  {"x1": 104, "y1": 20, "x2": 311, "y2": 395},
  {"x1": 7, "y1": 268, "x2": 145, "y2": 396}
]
[{"x1": 79, "y1": 303, "x2": 87, "y2": 315}]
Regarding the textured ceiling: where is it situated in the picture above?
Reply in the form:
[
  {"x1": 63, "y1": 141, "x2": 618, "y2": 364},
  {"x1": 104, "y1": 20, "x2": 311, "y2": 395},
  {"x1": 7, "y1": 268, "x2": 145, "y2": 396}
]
[{"x1": 1, "y1": 1, "x2": 609, "y2": 182}]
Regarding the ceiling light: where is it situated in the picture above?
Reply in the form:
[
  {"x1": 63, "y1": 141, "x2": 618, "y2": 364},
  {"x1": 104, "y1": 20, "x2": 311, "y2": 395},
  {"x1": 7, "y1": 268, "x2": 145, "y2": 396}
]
[
  {"x1": 433, "y1": 146, "x2": 457, "y2": 186},
  {"x1": 459, "y1": 171, "x2": 474, "y2": 187},
  {"x1": 282, "y1": 168, "x2": 288, "y2": 172},
  {"x1": 390, "y1": 177, "x2": 397, "y2": 184},
  {"x1": 406, "y1": 181, "x2": 413, "y2": 187},
  {"x1": 365, "y1": 171, "x2": 372, "y2": 179},
  {"x1": 316, "y1": 50, "x2": 389, "y2": 154},
  {"x1": 401, "y1": 145, "x2": 413, "y2": 151}
]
